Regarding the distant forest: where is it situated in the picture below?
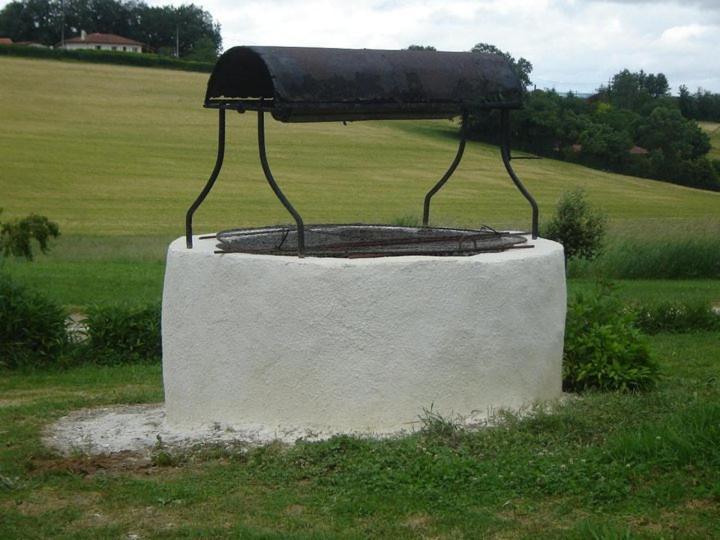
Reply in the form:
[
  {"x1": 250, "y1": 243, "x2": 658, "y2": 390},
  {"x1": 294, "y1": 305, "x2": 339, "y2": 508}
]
[
  {"x1": 0, "y1": 0, "x2": 221, "y2": 61},
  {"x1": 452, "y1": 43, "x2": 720, "y2": 191}
]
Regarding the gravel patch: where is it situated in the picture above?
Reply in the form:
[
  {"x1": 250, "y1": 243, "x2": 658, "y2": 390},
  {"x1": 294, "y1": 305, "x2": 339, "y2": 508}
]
[{"x1": 42, "y1": 404, "x2": 408, "y2": 456}]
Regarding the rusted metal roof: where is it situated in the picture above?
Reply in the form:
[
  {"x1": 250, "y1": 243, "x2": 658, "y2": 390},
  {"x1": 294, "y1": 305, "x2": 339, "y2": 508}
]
[{"x1": 204, "y1": 46, "x2": 523, "y2": 122}]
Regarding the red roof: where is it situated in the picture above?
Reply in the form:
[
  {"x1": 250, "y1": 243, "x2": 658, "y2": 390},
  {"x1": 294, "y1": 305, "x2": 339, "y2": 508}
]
[
  {"x1": 64, "y1": 33, "x2": 142, "y2": 46},
  {"x1": 629, "y1": 145, "x2": 649, "y2": 155},
  {"x1": 0, "y1": 37, "x2": 13, "y2": 45}
]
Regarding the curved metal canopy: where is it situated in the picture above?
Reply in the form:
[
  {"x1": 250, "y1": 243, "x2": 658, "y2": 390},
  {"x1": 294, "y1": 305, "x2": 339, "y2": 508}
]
[{"x1": 204, "y1": 46, "x2": 523, "y2": 122}]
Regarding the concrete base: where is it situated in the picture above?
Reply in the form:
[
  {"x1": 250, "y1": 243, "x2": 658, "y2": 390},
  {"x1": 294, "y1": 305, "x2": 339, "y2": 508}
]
[{"x1": 162, "y1": 236, "x2": 566, "y2": 435}]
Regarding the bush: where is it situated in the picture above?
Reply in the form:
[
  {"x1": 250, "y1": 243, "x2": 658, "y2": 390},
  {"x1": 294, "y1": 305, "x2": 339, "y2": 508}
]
[
  {"x1": 0, "y1": 44, "x2": 213, "y2": 73},
  {"x1": 563, "y1": 284, "x2": 658, "y2": 392},
  {"x1": 632, "y1": 301, "x2": 720, "y2": 334},
  {"x1": 0, "y1": 273, "x2": 68, "y2": 369},
  {"x1": 82, "y1": 304, "x2": 161, "y2": 364},
  {"x1": 1, "y1": 210, "x2": 59, "y2": 260},
  {"x1": 543, "y1": 189, "x2": 607, "y2": 264}
]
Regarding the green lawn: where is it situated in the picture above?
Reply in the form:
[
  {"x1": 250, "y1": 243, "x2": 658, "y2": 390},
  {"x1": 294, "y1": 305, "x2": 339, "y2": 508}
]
[{"x1": 1, "y1": 331, "x2": 719, "y2": 538}]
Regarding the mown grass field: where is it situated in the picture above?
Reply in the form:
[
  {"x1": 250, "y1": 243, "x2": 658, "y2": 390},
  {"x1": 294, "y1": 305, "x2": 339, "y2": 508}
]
[
  {"x1": 2, "y1": 56, "x2": 719, "y2": 308},
  {"x1": 2, "y1": 56, "x2": 719, "y2": 235}
]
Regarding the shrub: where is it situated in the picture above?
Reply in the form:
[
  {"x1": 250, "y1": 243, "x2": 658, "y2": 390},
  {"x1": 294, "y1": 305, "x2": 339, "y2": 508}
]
[
  {"x1": 0, "y1": 209, "x2": 59, "y2": 260},
  {"x1": 563, "y1": 284, "x2": 658, "y2": 392},
  {"x1": 0, "y1": 44, "x2": 213, "y2": 73},
  {"x1": 0, "y1": 273, "x2": 68, "y2": 369},
  {"x1": 543, "y1": 189, "x2": 607, "y2": 263},
  {"x1": 82, "y1": 304, "x2": 161, "y2": 364},
  {"x1": 632, "y1": 301, "x2": 720, "y2": 334}
]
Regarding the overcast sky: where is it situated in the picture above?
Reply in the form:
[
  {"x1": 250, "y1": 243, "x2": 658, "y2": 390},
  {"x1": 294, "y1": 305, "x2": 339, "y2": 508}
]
[
  {"x1": 5, "y1": 0, "x2": 718, "y2": 93},
  {"x1": 189, "y1": 0, "x2": 720, "y2": 93}
]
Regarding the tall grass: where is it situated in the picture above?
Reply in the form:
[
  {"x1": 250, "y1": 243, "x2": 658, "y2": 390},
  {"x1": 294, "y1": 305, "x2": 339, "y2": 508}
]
[{"x1": 570, "y1": 236, "x2": 720, "y2": 279}]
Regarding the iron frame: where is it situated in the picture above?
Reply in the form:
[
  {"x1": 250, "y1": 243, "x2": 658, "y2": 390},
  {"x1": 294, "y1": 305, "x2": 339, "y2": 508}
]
[{"x1": 185, "y1": 106, "x2": 539, "y2": 253}]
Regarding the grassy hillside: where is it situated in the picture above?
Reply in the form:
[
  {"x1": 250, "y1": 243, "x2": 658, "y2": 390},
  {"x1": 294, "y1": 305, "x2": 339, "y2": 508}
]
[
  {"x1": 2, "y1": 56, "x2": 719, "y2": 238},
  {"x1": 1, "y1": 57, "x2": 719, "y2": 307}
]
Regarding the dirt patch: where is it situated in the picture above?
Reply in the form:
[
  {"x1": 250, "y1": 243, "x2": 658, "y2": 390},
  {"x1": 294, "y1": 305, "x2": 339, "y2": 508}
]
[
  {"x1": 28, "y1": 451, "x2": 153, "y2": 477},
  {"x1": 42, "y1": 404, "x2": 348, "y2": 457},
  {"x1": 402, "y1": 513, "x2": 432, "y2": 530}
]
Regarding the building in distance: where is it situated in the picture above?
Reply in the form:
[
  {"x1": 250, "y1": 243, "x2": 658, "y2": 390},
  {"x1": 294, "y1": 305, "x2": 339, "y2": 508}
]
[{"x1": 60, "y1": 31, "x2": 143, "y2": 53}]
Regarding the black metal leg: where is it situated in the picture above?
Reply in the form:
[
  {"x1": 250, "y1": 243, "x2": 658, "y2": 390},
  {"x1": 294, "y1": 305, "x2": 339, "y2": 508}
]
[
  {"x1": 258, "y1": 111, "x2": 306, "y2": 256},
  {"x1": 185, "y1": 108, "x2": 226, "y2": 248},
  {"x1": 422, "y1": 112, "x2": 468, "y2": 226},
  {"x1": 500, "y1": 109, "x2": 539, "y2": 239}
]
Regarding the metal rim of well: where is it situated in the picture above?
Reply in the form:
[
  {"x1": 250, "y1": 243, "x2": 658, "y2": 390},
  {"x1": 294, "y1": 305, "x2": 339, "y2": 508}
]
[{"x1": 213, "y1": 224, "x2": 529, "y2": 258}]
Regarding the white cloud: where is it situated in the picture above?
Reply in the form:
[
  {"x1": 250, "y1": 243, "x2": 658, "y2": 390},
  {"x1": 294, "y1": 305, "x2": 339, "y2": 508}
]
[{"x1": 659, "y1": 23, "x2": 711, "y2": 44}]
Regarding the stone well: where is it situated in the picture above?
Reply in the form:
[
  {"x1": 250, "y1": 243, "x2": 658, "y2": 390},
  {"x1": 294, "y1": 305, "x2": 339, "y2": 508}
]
[{"x1": 161, "y1": 235, "x2": 566, "y2": 435}]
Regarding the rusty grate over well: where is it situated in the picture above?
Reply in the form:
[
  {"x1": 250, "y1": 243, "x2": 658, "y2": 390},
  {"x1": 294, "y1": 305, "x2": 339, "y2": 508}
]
[{"x1": 214, "y1": 225, "x2": 527, "y2": 258}]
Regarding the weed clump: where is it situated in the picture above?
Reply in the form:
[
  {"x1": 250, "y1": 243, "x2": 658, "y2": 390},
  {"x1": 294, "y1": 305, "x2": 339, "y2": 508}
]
[
  {"x1": 563, "y1": 283, "x2": 659, "y2": 392},
  {"x1": 0, "y1": 273, "x2": 68, "y2": 369},
  {"x1": 82, "y1": 304, "x2": 162, "y2": 364}
]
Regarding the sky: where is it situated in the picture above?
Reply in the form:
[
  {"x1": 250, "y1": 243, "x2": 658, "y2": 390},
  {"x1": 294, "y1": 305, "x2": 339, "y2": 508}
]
[
  {"x1": 188, "y1": 0, "x2": 720, "y2": 94},
  {"x1": 3, "y1": 0, "x2": 719, "y2": 93}
]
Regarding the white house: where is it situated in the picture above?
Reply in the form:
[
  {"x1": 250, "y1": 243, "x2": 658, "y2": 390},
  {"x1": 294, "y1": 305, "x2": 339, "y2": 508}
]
[{"x1": 61, "y1": 31, "x2": 143, "y2": 53}]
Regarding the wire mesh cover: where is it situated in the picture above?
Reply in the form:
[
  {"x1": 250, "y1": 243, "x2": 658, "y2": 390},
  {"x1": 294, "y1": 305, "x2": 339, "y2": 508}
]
[{"x1": 215, "y1": 224, "x2": 528, "y2": 257}]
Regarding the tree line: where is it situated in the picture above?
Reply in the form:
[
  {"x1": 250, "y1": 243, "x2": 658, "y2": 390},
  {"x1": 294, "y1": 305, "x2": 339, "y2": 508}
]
[
  {"x1": 0, "y1": 0, "x2": 221, "y2": 61},
  {"x1": 679, "y1": 86, "x2": 720, "y2": 123},
  {"x1": 454, "y1": 44, "x2": 719, "y2": 191}
]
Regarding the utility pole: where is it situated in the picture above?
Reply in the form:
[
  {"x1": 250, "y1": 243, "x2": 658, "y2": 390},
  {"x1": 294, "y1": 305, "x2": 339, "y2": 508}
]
[{"x1": 176, "y1": 24, "x2": 179, "y2": 58}]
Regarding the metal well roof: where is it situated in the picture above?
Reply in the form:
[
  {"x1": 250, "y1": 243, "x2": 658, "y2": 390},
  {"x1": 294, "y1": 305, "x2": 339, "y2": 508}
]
[{"x1": 204, "y1": 46, "x2": 523, "y2": 122}]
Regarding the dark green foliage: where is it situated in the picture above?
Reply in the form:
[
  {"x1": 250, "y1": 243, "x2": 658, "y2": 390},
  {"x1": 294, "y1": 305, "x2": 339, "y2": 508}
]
[
  {"x1": 464, "y1": 64, "x2": 719, "y2": 191},
  {"x1": 471, "y1": 42, "x2": 533, "y2": 88},
  {"x1": 0, "y1": 44, "x2": 213, "y2": 72},
  {"x1": 0, "y1": 273, "x2": 67, "y2": 369},
  {"x1": 563, "y1": 284, "x2": 659, "y2": 392},
  {"x1": 632, "y1": 301, "x2": 720, "y2": 334},
  {"x1": 82, "y1": 304, "x2": 161, "y2": 364},
  {"x1": 0, "y1": 210, "x2": 59, "y2": 261},
  {"x1": 679, "y1": 84, "x2": 720, "y2": 122},
  {"x1": 637, "y1": 106, "x2": 710, "y2": 160},
  {"x1": 603, "y1": 69, "x2": 669, "y2": 111},
  {"x1": 544, "y1": 189, "x2": 607, "y2": 262},
  {"x1": 405, "y1": 44, "x2": 436, "y2": 51}
]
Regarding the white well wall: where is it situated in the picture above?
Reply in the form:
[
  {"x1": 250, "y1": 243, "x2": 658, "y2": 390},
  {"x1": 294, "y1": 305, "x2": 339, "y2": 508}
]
[{"x1": 162, "y1": 236, "x2": 566, "y2": 434}]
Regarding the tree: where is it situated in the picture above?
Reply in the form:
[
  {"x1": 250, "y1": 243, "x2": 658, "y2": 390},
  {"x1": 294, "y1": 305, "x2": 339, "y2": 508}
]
[
  {"x1": 405, "y1": 44, "x2": 436, "y2": 51},
  {"x1": 637, "y1": 106, "x2": 710, "y2": 160},
  {"x1": 606, "y1": 69, "x2": 670, "y2": 112},
  {"x1": 578, "y1": 122, "x2": 633, "y2": 168},
  {"x1": 0, "y1": 210, "x2": 60, "y2": 261},
  {"x1": 470, "y1": 42, "x2": 533, "y2": 88},
  {"x1": 543, "y1": 189, "x2": 606, "y2": 264},
  {"x1": 0, "y1": 0, "x2": 222, "y2": 56},
  {"x1": 0, "y1": 0, "x2": 60, "y2": 45}
]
